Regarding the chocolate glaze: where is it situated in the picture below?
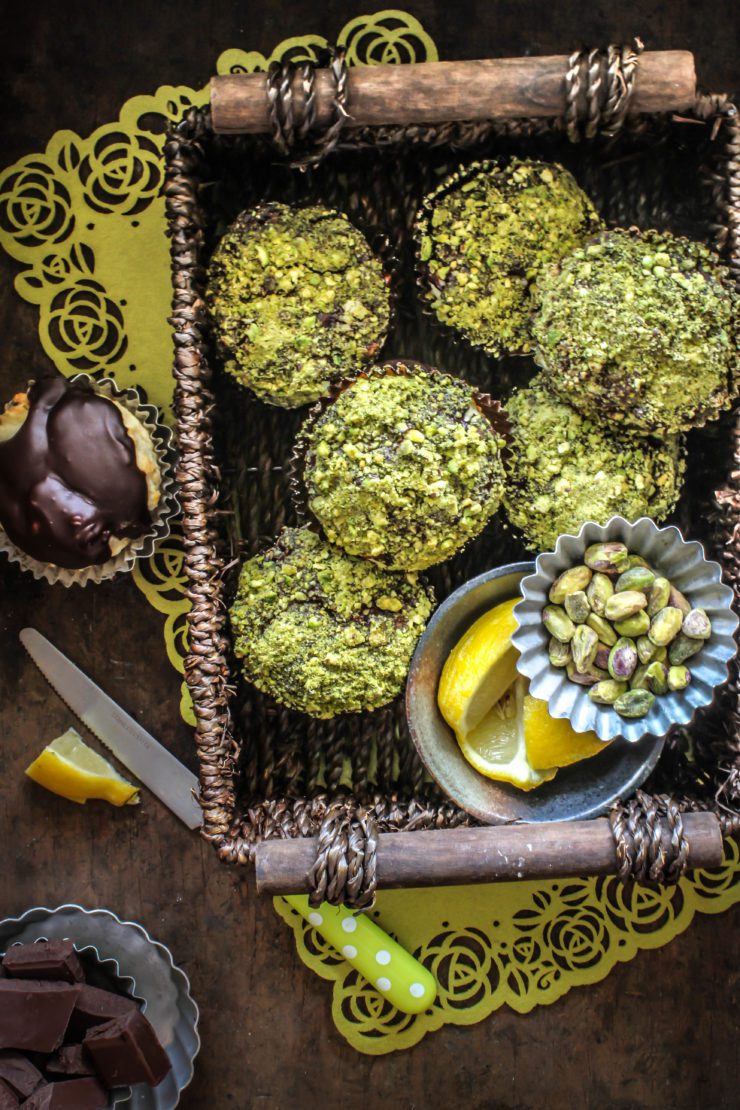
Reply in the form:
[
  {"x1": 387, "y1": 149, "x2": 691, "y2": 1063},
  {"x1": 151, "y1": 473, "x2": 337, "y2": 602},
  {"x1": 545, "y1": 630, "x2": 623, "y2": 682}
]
[{"x1": 0, "y1": 377, "x2": 151, "y2": 569}]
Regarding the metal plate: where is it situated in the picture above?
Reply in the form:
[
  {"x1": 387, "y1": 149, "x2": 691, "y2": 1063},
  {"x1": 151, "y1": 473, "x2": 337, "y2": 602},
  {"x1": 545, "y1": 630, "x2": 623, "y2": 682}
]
[
  {"x1": 0, "y1": 905, "x2": 199, "y2": 1109},
  {"x1": 406, "y1": 563, "x2": 665, "y2": 825}
]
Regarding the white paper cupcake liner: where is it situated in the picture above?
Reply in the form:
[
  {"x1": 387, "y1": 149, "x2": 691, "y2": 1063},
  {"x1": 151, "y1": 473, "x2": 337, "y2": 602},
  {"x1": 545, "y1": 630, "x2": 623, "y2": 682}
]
[
  {"x1": 0, "y1": 374, "x2": 178, "y2": 587},
  {"x1": 511, "y1": 515, "x2": 739, "y2": 744}
]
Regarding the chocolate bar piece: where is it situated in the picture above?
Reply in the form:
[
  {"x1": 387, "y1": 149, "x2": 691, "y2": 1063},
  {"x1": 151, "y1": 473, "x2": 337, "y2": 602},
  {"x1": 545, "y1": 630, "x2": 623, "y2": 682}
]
[
  {"x1": 84, "y1": 1008, "x2": 171, "y2": 1088},
  {"x1": 2, "y1": 941, "x2": 84, "y2": 985},
  {"x1": 68, "y1": 984, "x2": 138, "y2": 1036},
  {"x1": 0, "y1": 981, "x2": 77, "y2": 1053},
  {"x1": 0, "y1": 1051, "x2": 45, "y2": 1097},
  {"x1": 21, "y1": 1077, "x2": 107, "y2": 1109},
  {"x1": 0, "y1": 1080, "x2": 19, "y2": 1109},
  {"x1": 45, "y1": 1044, "x2": 95, "y2": 1078}
]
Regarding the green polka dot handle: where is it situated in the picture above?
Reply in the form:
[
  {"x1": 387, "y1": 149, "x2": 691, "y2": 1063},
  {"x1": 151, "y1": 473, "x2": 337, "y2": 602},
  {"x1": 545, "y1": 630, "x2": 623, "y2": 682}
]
[{"x1": 284, "y1": 895, "x2": 437, "y2": 1014}]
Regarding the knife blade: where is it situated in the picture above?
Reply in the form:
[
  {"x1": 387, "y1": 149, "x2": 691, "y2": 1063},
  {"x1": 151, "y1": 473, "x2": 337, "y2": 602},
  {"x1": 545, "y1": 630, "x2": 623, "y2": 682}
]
[{"x1": 20, "y1": 628, "x2": 202, "y2": 830}]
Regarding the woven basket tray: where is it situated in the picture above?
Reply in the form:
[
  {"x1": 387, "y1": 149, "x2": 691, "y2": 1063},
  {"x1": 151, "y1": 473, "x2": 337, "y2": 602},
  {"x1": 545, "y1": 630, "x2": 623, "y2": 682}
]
[{"x1": 164, "y1": 46, "x2": 740, "y2": 906}]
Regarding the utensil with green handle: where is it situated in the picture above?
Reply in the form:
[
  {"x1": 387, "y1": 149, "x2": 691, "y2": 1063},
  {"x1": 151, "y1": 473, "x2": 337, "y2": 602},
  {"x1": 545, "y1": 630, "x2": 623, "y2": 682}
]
[{"x1": 284, "y1": 895, "x2": 437, "y2": 1015}]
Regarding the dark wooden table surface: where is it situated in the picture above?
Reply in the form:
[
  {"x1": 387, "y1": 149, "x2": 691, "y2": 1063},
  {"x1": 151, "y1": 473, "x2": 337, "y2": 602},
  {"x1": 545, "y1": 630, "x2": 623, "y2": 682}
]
[{"x1": 1, "y1": 3, "x2": 738, "y2": 1107}]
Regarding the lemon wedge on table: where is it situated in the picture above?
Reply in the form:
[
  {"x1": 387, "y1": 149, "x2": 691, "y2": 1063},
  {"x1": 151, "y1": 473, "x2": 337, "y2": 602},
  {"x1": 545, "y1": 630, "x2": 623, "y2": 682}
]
[
  {"x1": 25, "y1": 728, "x2": 140, "y2": 806},
  {"x1": 438, "y1": 596, "x2": 609, "y2": 790}
]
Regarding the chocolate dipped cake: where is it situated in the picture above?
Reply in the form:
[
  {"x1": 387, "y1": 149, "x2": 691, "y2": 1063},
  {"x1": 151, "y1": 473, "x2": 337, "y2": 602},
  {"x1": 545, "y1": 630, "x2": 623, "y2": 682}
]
[{"x1": 0, "y1": 377, "x2": 162, "y2": 572}]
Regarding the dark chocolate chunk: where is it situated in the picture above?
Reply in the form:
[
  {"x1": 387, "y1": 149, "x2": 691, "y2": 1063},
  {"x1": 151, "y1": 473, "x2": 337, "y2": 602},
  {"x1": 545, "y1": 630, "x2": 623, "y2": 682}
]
[
  {"x1": 0, "y1": 1080, "x2": 18, "y2": 1109},
  {"x1": 0, "y1": 376, "x2": 151, "y2": 569},
  {"x1": 0, "y1": 1051, "x2": 45, "y2": 1097},
  {"x1": 68, "y1": 984, "x2": 138, "y2": 1037},
  {"x1": 0, "y1": 981, "x2": 78, "y2": 1053},
  {"x1": 21, "y1": 1077, "x2": 107, "y2": 1110},
  {"x1": 44, "y1": 1044, "x2": 95, "y2": 1078},
  {"x1": 84, "y1": 1008, "x2": 171, "y2": 1088},
  {"x1": 2, "y1": 941, "x2": 84, "y2": 984}
]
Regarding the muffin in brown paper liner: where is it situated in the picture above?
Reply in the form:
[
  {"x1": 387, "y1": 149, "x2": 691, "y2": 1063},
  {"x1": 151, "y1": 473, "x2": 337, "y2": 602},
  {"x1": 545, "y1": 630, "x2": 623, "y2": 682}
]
[{"x1": 0, "y1": 374, "x2": 178, "y2": 587}]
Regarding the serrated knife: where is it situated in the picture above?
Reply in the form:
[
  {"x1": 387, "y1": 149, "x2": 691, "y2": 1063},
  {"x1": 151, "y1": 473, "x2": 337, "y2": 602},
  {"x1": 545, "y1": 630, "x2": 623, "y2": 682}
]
[{"x1": 20, "y1": 628, "x2": 202, "y2": 830}]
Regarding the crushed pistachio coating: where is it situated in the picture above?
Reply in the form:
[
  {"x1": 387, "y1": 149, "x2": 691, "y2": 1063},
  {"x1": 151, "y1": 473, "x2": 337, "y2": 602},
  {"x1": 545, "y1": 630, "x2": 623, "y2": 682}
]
[
  {"x1": 504, "y1": 378, "x2": 685, "y2": 551},
  {"x1": 303, "y1": 365, "x2": 506, "y2": 571},
  {"x1": 229, "y1": 527, "x2": 434, "y2": 718},
  {"x1": 416, "y1": 160, "x2": 602, "y2": 356},
  {"x1": 206, "y1": 203, "x2": 391, "y2": 408},
  {"x1": 533, "y1": 229, "x2": 739, "y2": 434}
]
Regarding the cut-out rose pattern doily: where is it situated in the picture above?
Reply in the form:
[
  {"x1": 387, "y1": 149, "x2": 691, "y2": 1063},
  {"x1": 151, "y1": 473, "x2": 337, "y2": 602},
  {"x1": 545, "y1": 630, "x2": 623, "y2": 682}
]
[{"x1": 0, "y1": 8, "x2": 737, "y2": 1057}]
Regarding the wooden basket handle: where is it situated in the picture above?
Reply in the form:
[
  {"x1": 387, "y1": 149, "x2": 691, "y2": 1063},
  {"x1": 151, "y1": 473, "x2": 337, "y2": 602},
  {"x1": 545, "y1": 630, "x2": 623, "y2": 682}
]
[
  {"x1": 211, "y1": 50, "x2": 696, "y2": 135},
  {"x1": 254, "y1": 812, "x2": 723, "y2": 896}
]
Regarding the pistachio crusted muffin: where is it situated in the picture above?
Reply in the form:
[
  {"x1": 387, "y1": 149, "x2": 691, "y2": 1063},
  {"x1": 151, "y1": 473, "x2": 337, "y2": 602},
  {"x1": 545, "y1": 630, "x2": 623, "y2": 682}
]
[
  {"x1": 229, "y1": 527, "x2": 434, "y2": 718},
  {"x1": 206, "y1": 203, "x2": 391, "y2": 408},
  {"x1": 415, "y1": 160, "x2": 602, "y2": 357},
  {"x1": 533, "y1": 229, "x2": 739, "y2": 435},
  {"x1": 301, "y1": 363, "x2": 507, "y2": 571},
  {"x1": 503, "y1": 378, "x2": 685, "y2": 551}
]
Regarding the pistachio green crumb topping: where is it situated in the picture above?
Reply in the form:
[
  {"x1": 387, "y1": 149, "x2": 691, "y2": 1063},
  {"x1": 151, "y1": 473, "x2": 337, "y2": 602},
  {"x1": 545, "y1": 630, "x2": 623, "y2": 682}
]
[
  {"x1": 416, "y1": 160, "x2": 602, "y2": 356},
  {"x1": 504, "y1": 377, "x2": 685, "y2": 551},
  {"x1": 229, "y1": 526, "x2": 434, "y2": 718},
  {"x1": 206, "y1": 203, "x2": 391, "y2": 408},
  {"x1": 304, "y1": 365, "x2": 506, "y2": 570},
  {"x1": 533, "y1": 229, "x2": 739, "y2": 435}
]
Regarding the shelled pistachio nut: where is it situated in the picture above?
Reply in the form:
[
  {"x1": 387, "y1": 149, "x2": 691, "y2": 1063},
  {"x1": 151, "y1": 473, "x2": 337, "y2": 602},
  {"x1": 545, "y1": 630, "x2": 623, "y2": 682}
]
[
  {"x1": 572, "y1": 624, "x2": 599, "y2": 672},
  {"x1": 566, "y1": 662, "x2": 609, "y2": 686},
  {"x1": 549, "y1": 565, "x2": 593, "y2": 604},
  {"x1": 614, "y1": 610, "x2": 651, "y2": 638},
  {"x1": 630, "y1": 663, "x2": 651, "y2": 691},
  {"x1": 608, "y1": 637, "x2": 638, "y2": 681},
  {"x1": 647, "y1": 576, "x2": 671, "y2": 616},
  {"x1": 636, "y1": 635, "x2": 658, "y2": 665},
  {"x1": 614, "y1": 688, "x2": 655, "y2": 718},
  {"x1": 667, "y1": 665, "x2": 691, "y2": 691},
  {"x1": 548, "y1": 637, "x2": 572, "y2": 668},
  {"x1": 564, "y1": 590, "x2": 590, "y2": 624},
  {"x1": 584, "y1": 542, "x2": 630, "y2": 575},
  {"x1": 586, "y1": 612, "x2": 618, "y2": 647},
  {"x1": 682, "y1": 608, "x2": 712, "y2": 640},
  {"x1": 646, "y1": 660, "x2": 669, "y2": 696},
  {"x1": 615, "y1": 566, "x2": 655, "y2": 592},
  {"x1": 589, "y1": 679, "x2": 629, "y2": 705},
  {"x1": 648, "y1": 606, "x2": 684, "y2": 646},
  {"x1": 668, "y1": 632, "x2": 703, "y2": 666},
  {"x1": 542, "y1": 605, "x2": 576, "y2": 643},
  {"x1": 594, "y1": 643, "x2": 611, "y2": 670},
  {"x1": 669, "y1": 585, "x2": 692, "y2": 616},
  {"x1": 586, "y1": 572, "x2": 614, "y2": 616},
  {"x1": 604, "y1": 590, "x2": 648, "y2": 622}
]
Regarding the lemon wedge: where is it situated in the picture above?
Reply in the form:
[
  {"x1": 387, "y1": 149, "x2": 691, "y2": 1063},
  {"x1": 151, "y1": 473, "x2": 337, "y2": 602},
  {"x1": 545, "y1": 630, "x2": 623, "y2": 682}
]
[
  {"x1": 438, "y1": 597, "x2": 520, "y2": 736},
  {"x1": 25, "y1": 728, "x2": 140, "y2": 806},
  {"x1": 456, "y1": 677, "x2": 558, "y2": 790},
  {"x1": 523, "y1": 695, "x2": 608, "y2": 771}
]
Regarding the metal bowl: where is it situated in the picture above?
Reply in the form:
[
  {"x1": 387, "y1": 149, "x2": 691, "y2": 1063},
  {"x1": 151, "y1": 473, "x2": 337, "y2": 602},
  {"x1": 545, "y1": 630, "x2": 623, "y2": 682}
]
[
  {"x1": 512, "y1": 516, "x2": 739, "y2": 744},
  {"x1": 406, "y1": 562, "x2": 665, "y2": 824},
  {"x1": 0, "y1": 905, "x2": 199, "y2": 1109}
]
